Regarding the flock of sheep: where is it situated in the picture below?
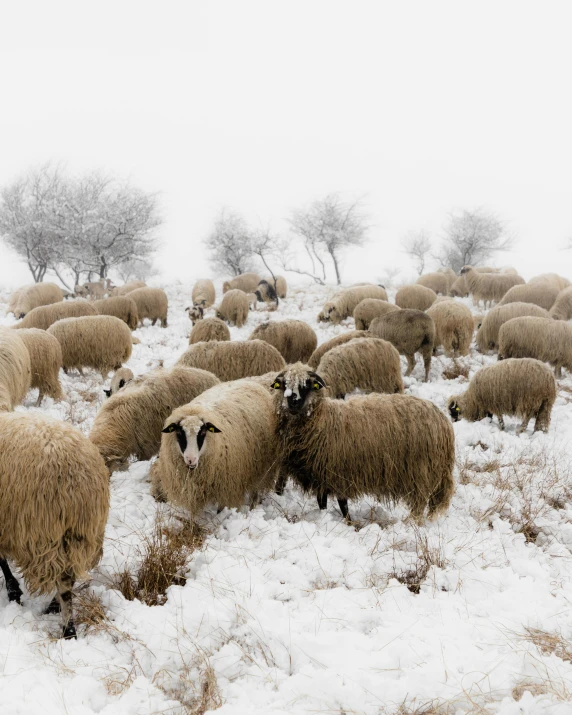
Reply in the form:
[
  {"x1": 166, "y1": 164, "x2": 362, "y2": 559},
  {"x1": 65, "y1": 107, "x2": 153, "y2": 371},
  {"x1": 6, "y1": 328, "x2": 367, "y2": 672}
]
[{"x1": 0, "y1": 265, "x2": 570, "y2": 641}]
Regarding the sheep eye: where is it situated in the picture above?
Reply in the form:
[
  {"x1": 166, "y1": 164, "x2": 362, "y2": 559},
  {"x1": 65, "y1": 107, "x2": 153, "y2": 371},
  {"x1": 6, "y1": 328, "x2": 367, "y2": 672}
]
[
  {"x1": 313, "y1": 382, "x2": 321, "y2": 390},
  {"x1": 162, "y1": 423, "x2": 178, "y2": 433},
  {"x1": 272, "y1": 381, "x2": 282, "y2": 390},
  {"x1": 455, "y1": 407, "x2": 460, "y2": 412},
  {"x1": 208, "y1": 426, "x2": 215, "y2": 432}
]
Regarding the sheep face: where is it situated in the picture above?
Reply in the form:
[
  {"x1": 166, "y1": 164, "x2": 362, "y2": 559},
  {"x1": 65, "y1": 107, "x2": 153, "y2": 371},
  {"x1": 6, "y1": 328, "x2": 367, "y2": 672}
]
[
  {"x1": 459, "y1": 266, "x2": 472, "y2": 275},
  {"x1": 447, "y1": 398, "x2": 461, "y2": 422},
  {"x1": 162, "y1": 416, "x2": 221, "y2": 469},
  {"x1": 272, "y1": 365, "x2": 327, "y2": 415},
  {"x1": 317, "y1": 303, "x2": 335, "y2": 323},
  {"x1": 186, "y1": 305, "x2": 204, "y2": 324}
]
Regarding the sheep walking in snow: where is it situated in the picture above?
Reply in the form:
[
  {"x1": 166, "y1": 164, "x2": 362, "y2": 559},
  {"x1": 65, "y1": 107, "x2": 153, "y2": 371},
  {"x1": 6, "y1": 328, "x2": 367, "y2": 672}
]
[
  {"x1": 498, "y1": 316, "x2": 572, "y2": 378},
  {"x1": 248, "y1": 320, "x2": 317, "y2": 363},
  {"x1": 8, "y1": 283, "x2": 63, "y2": 319},
  {"x1": 216, "y1": 289, "x2": 250, "y2": 327},
  {"x1": 13, "y1": 299, "x2": 98, "y2": 330},
  {"x1": 128, "y1": 287, "x2": 168, "y2": 327},
  {"x1": 177, "y1": 339, "x2": 285, "y2": 381},
  {"x1": 460, "y1": 266, "x2": 525, "y2": 308}
]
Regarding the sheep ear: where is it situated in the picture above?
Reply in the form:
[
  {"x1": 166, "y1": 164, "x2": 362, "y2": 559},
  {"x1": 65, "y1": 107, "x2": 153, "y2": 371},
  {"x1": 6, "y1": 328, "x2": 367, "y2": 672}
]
[
  {"x1": 308, "y1": 372, "x2": 327, "y2": 389},
  {"x1": 204, "y1": 422, "x2": 221, "y2": 433},
  {"x1": 185, "y1": 306, "x2": 190, "y2": 312},
  {"x1": 103, "y1": 389, "x2": 111, "y2": 397},
  {"x1": 162, "y1": 423, "x2": 179, "y2": 433}
]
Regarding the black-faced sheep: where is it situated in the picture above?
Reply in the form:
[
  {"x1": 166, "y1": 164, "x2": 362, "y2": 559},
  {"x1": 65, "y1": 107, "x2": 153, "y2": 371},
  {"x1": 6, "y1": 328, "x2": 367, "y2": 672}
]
[
  {"x1": 448, "y1": 358, "x2": 556, "y2": 433},
  {"x1": 426, "y1": 300, "x2": 474, "y2": 357},
  {"x1": 476, "y1": 302, "x2": 550, "y2": 352},
  {"x1": 8, "y1": 283, "x2": 63, "y2": 319},
  {"x1": 176, "y1": 339, "x2": 286, "y2": 381},
  {"x1": 103, "y1": 367, "x2": 134, "y2": 398},
  {"x1": 264, "y1": 275, "x2": 287, "y2": 298},
  {"x1": 17, "y1": 328, "x2": 64, "y2": 406},
  {"x1": 248, "y1": 320, "x2": 317, "y2": 364},
  {"x1": 549, "y1": 286, "x2": 572, "y2": 321},
  {"x1": 307, "y1": 330, "x2": 370, "y2": 369},
  {"x1": 93, "y1": 296, "x2": 139, "y2": 330},
  {"x1": 460, "y1": 266, "x2": 525, "y2": 309},
  {"x1": 0, "y1": 329, "x2": 31, "y2": 411},
  {"x1": 353, "y1": 299, "x2": 400, "y2": 330},
  {"x1": 0, "y1": 411, "x2": 109, "y2": 638},
  {"x1": 190, "y1": 317, "x2": 231, "y2": 344},
  {"x1": 498, "y1": 283, "x2": 559, "y2": 312},
  {"x1": 127, "y1": 287, "x2": 168, "y2": 327},
  {"x1": 272, "y1": 363, "x2": 455, "y2": 521},
  {"x1": 395, "y1": 284, "x2": 437, "y2": 311},
  {"x1": 192, "y1": 279, "x2": 216, "y2": 308},
  {"x1": 216, "y1": 289, "x2": 250, "y2": 327},
  {"x1": 255, "y1": 279, "x2": 278, "y2": 307},
  {"x1": 318, "y1": 285, "x2": 388, "y2": 324},
  {"x1": 498, "y1": 316, "x2": 572, "y2": 378},
  {"x1": 222, "y1": 273, "x2": 260, "y2": 294}
]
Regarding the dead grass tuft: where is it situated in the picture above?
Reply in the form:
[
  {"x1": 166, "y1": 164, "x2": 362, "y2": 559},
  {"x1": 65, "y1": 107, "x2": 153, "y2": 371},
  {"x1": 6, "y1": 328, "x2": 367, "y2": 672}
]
[
  {"x1": 391, "y1": 527, "x2": 448, "y2": 594},
  {"x1": 73, "y1": 590, "x2": 109, "y2": 633},
  {"x1": 442, "y1": 360, "x2": 470, "y2": 380},
  {"x1": 524, "y1": 627, "x2": 572, "y2": 663}
]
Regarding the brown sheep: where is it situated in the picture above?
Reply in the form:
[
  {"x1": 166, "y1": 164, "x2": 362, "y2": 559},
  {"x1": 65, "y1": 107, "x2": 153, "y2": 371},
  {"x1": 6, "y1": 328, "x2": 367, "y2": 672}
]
[
  {"x1": 177, "y1": 339, "x2": 285, "y2": 381},
  {"x1": 308, "y1": 331, "x2": 371, "y2": 369},
  {"x1": 529, "y1": 273, "x2": 570, "y2": 292},
  {"x1": 17, "y1": 329, "x2": 64, "y2": 406},
  {"x1": 318, "y1": 285, "x2": 388, "y2": 324},
  {"x1": 416, "y1": 271, "x2": 456, "y2": 295},
  {"x1": 216, "y1": 289, "x2": 249, "y2": 327},
  {"x1": 460, "y1": 266, "x2": 525, "y2": 309},
  {"x1": 110, "y1": 280, "x2": 146, "y2": 296},
  {"x1": 498, "y1": 316, "x2": 572, "y2": 378},
  {"x1": 190, "y1": 317, "x2": 231, "y2": 344},
  {"x1": 222, "y1": 273, "x2": 260, "y2": 294},
  {"x1": 8, "y1": 283, "x2": 63, "y2": 319},
  {"x1": 476, "y1": 302, "x2": 550, "y2": 352},
  {"x1": 426, "y1": 301, "x2": 474, "y2": 356},
  {"x1": 0, "y1": 329, "x2": 32, "y2": 412},
  {"x1": 248, "y1": 320, "x2": 317, "y2": 363},
  {"x1": 395, "y1": 284, "x2": 437, "y2": 311},
  {"x1": 13, "y1": 299, "x2": 98, "y2": 330},
  {"x1": 93, "y1": 296, "x2": 139, "y2": 330},
  {"x1": 549, "y1": 286, "x2": 572, "y2": 321},
  {"x1": 353, "y1": 299, "x2": 400, "y2": 330},
  {"x1": 128, "y1": 287, "x2": 168, "y2": 327},
  {"x1": 498, "y1": 283, "x2": 559, "y2": 312},
  {"x1": 192, "y1": 279, "x2": 216, "y2": 308}
]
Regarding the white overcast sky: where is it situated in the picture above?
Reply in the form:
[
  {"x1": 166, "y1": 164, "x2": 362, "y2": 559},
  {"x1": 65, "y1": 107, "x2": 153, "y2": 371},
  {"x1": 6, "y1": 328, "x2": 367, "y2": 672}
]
[{"x1": 1, "y1": 0, "x2": 571, "y2": 287}]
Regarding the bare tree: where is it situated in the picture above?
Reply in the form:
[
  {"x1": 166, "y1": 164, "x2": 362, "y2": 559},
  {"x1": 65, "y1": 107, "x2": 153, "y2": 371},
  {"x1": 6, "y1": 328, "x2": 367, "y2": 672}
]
[
  {"x1": 251, "y1": 227, "x2": 286, "y2": 300},
  {"x1": 116, "y1": 258, "x2": 157, "y2": 283},
  {"x1": 438, "y1": 208, "x2": 514, "y2": 272},
  {"x1": 288, "y1": 193, "x2": 369, "y2": 284},
  {"x1": 402, "y1": 229, "x2": 432, "y2": 275},
  {"x1": 206, "y1": 208, "x2": 254, "y2": 276}
]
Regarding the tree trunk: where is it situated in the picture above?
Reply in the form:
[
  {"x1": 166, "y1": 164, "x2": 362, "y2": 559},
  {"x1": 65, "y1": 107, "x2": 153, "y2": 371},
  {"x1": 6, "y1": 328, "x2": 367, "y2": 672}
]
[
  {"x1": 99, "y1": 262, "x2": 107, "y2": 279},
  {"x1": 328, "y1": 248, "x2": 342, "y2": 285}
]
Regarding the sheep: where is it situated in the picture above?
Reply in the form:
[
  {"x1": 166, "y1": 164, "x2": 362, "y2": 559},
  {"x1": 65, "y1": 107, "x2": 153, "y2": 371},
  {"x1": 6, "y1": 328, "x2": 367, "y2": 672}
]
[
  {"x1": 222, "y1": 272, "x2": 260, "y2": 294},
  {"x1": 498, "y1": 283, "x2": 559, "y2": 312},
  {"x1": 549, "y1": 286, "x2": 572, "y2": 321},
  {"x1": 47, "y1": 315, "x2": 133, "y2": 378},
  {"x1": 448, "y1": 358, "x2": 556, "y2": 434},
  {"x1": 14, "y1": 299, "x2": 98, "y2": 330},
  {"x1": 127, "y1": 287, "x2": 168, "y2": 327},
  {"x1": 186, "y1": 304, "x2": 205, "y2": 325},
  {"x1": 272, "y1": 363, "x2": 455, "y2": 521},
  {"x1": 177, "y1": 339, "x2": 286, "y2": 381},
  {"x1": 369, "y1": 309, "x2": 435, "y2": 381},
  {"x1": 416, "y1": 272, "x2": 455, "y2": 295},
  {"x1": 17, "y1": 329, "x2": 64, "y2": 406},
  {"x1": 308, "y1": 331, "x2": 371, "y2": 368},
  {"x1": 264, "y1": 275, "x2": 287, "y2": 298},
  {"x1": 0, "y1": 411, "x2": 109, "y2": 639},
  {"x1": 110, "y1": 280, "x2": 146, "y2": 296},
  {"x1": 76, "y1": 280, "x2": 107, "y2": 300},
  {"x1": 318, "y1": 285, "x2": 388, "y2": 324},
  {"x1": 90, "y1": 366, "x2": 219, "y2": 472},
  {"x1": 150, "y1": 380, "x2": 280, "y2": 513},
  {"x1": 255, "y1": 279, "x2": 278, "y2": 306},
  {"x1": 395, "y1": 284, "x2": 437, "y2": 311},
  {"x1": 189, "y1": 317, "x2": 231, "y2": 344},
  {"x1": 498, "y1": 316, "x2": 572, "y2": 378},
  {"x1": 476, "y1": 302, "x2": 550, "y2": 352},
  {"x1": 93, "y1": 296, "x2": 139, "y2": 330},
  {"x1": 426, "y1": 301, "x2": 474, "y2": 357},
  {"x1": 449, "y1": 275, "x2": 469, "y2": 298},
  {"x1": 8, "y1": 283, "x2": 63, "y2": 319},
  {"x1": 0, "y1": 329, "x2": 32, "y2": 411},
  {"x1": 246, "y1": 293, "x2": 258, "y2": 310},
  {"x1": 248, "y1": 320, "x2": 317, "y2": 364},
  {"x1": 192, "y1": 279, "x2": 216, "y2": 308},
  {"x1": 103, "y1": 367, "x2": 134, "y2": 398},
  {"x1": 529, "y1": 273, "x2": 571, "y2": 292},
  {"x1": 316, "y1": 337, "x2": 403, "y2": 398},
  {"x1": 216, "y1": 289, "x2": 249, "y2": 328},
  {"x1": 353, "y1": 299, "x2": 400, "y2": 330},
  {"x1": 460, "y1": 266, "x2": 525, "y2": 309}
]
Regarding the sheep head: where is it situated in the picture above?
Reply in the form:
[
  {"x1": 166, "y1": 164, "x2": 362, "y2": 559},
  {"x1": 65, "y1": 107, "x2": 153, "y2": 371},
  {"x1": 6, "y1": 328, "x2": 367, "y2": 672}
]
[
  {"x1": 317, "y1": 302, "x2": 335, "y2": 323},
  {"x1": 271, "y1": 363, "x2": 327, "y2": 416},
  {"x1": 447, "y1": 397, "x2": 462, "y2": 422},
  {"x1": 162, "y1": 416, "x2": 221, "y2": 469}
]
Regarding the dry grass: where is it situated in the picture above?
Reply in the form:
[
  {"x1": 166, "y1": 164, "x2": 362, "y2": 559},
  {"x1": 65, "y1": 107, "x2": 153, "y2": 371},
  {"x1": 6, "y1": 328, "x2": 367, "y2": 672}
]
[
  {"x1": 524, "y1": 627, "x2": 572, "y2": 663},
  {"x1": 390, "y1": 527, "x2": 448, "y2": 594},
  {"x1": 155, "y1": 661, "x2": 223, "y2": 714},
  {"x1": 73, "y1": 590, "x2": 109, "y2": 633},
  {"x1": 442, "y1": 360, "x2": 470, "y2": 380}
]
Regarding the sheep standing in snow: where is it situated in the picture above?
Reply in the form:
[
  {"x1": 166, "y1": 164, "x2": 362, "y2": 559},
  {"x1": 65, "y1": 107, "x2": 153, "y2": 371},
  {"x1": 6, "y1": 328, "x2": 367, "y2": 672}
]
[
  {"x1": 460, "y1": 266, "x2": 525, "y2": 308},
  {"x1": 416, "y1": 271, "x2": 456, "y2": 295},
  {"x1": 255, "y1": 279, "x2": 279, "y2": 307},
  {"x1": 498, "y1": 316, "x2": 572, "y2": 378},
  {"x1": 498, "y1": 283, "x2": 559, "y2": 312},
  {"x1": 426, "y1": 300, "x2": 474, "y2": 357},
  {"x1": 248, "y1": 320, "x2": 317, "y2": 363},
  {"x1": 177, "y1": 339, "x2": 285, "y2": 381},
  {"x1": 17, "y1": 328, "x2": 64, "y2": 405},
  {"x1": 216, "y1": 289, "x2": 249, "y2": 327},
  {"x1": 128, "y1": 287, "x2": 168, "y2": 327},
  {"x1": 318, "y1": 285, "x2": 388, "y2": 324},
  {"x1": 549, "y1": 286, "x2": 572, "y2": 321},
  {"x1": 110, "y1": 280, "x2": 146, "y2": 296},
  {"x1": 395, "y1": 284, "x2": 437, "y2": 311},
  {"x1": 476, "y1": 303, "x2": 550, "y2": 352},
  {"x1": 308, "y1": 330, "x2": 370, "y2": 368},
  {"x1": 189, "y1": 317, "x2": 231, "y2": 344},
  {"x1": 13, "y1": 299, "x2": 98, "y2": 330},
  {"x1": 353, "y1": 299, "x2": 400, "y2": 330},
  {"x1": 192, "y1": 279, "x2": 216, "y2": 308},
  {"x1": 0, "y1": 329, "x2": 31, "y2": 411},
  {"x1": 529, "y1": 273, "x2": 570, "y2": 292},
  {"x1": 93, "y1": 296, "x2": 139, "y2": 330},
  {"x1": 222, "y1": 273, "x2": 260, "y2": 294},
  {"x1": 8, "y1": 283, "x2": 64, "y2": 319}
]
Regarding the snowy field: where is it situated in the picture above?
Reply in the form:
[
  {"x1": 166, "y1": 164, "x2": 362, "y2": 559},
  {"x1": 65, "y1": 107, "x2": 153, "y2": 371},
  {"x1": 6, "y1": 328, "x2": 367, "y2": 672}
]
[{"x1": 1, "y1": 281, "x2": 572, "y2": 715}]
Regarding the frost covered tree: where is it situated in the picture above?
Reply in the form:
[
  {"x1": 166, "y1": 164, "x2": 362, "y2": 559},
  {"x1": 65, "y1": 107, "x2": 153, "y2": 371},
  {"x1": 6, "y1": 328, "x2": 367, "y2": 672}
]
[
  {"x1": 402, "y1": 229, "x2": 432, "y2": 275},
  {"x1": 116, "y1": 258, "x2": 157, "y2": 282},
  {"x1": 206, "y1": 208, "x2": 254, "y2": 276}
]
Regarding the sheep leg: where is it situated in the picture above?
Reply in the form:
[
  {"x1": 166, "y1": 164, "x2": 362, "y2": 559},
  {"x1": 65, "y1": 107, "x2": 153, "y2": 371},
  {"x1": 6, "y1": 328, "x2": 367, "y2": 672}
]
[
  {"x1": 161, "y1": 319, "x2": 168, "y2": 328},
  {"x1": 534, "y1": 402, "x2": 551, "y2": 433},
  {"x1": 423, "y1": 350, "x2": 432, "y2": 382},
  {"x1": 275, "y1": 471, "x2": 288, "y2": 496},
  {"x1": 35, "y1": 391, "x2": 44, "y2": 407},
  {"x1": 56, "y1": 573, "x2": 76, "y2": 640},
  {"x1": 337, "y1": 498, "x2": 350, "y2": 520},
  {"x1": 0, "y1": 558, "x2": 23, "y2": 604},
  {"x1": 497, "y1": 415, "x2": 505, "y2": 430},
  {"x1": 404, "y1": 354, "x2": 416, "y2": 376},
  {"x1": 517, "y1": 416, "x2": 531, "y2": 434},
  {"x1": 317, "y1": 490, "x2": 328, "y2": 510},
  {"x1": 555, "y1": 365, "x2": 562, "y2": 379},
  {"x1": 151, "y1": 319, "x2": 157, "y2": 326},
  {"x1": 44, "y1": 597, "x2": 61, "y2": 614}
]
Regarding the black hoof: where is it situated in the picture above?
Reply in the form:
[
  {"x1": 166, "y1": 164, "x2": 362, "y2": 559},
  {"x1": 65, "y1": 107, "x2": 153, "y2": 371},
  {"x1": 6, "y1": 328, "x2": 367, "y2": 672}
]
[
  {"x1": 7, "y1": 586, "x2": 22, "y2": 604},
  {"x1": 45, "y1": 597, "x2": 61, "y2": 614},
  {"x1": 62, "y1": 623, "x2": 77, "y2": 640}
]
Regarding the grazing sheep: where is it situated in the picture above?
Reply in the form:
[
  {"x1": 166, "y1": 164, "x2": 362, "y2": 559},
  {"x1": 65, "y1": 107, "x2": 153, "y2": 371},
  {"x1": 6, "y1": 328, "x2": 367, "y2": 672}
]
[
  {"x1": 186, "y1": 304, "x2": 205, "y2": 325},
  {"x1": 76, "y1": 280, "x2": 107, "y2": 300},
  {"x1": 317, "y1": 337, "x2": 403, "y2": 398},
  {"x1": 498, "y1": 283, "x2": 559, "y2": 312},
  {"x1": 308, "y1": 331, "x2": 371, "y2": 368},
  {"x1": 192, "y1": 279, "x2": 216, "y2": 308},
  {"x1": 460, "y1": 266, "x2": 525, "y2": 308},
  {"x1": 272, "y1": 363, "x2": 455, "y2": 521},
  {"x1": 110, "y1": 280, "x2": 146, "y2": 296},
  {"x1": 476, "y1": 302, "x2": 550, "y2": 352},
  {"x1": 90, "y1": 366, "x2": 219, "y2": 472},
  {"x1": 150, "y1": 380, "x2": 279, "y2": 512},
  {"x1": 318, "y1": 285, "x2": 388, "y2": 324},
  {"x1": 93, "y1": 296, "x2": 139, "y2": 330},
  {"x1": 13, "y1": 299, "x2": 98, "y2": 330},
  {"x1": 216, "y1": 289, "x2": 249, "y2": 328},
  {"x1": 448, "y1": 358, "x2": 556, "y2": 433},
  {"x1": 353, "y1": 299, "x2": 400, "y2": 330},
  {"x1": 0, "y1": 411, "x2": 109, "y2": 639},
  {"x1": 103, "y1": 367, "x2": 134, "y2": 398},
  {"x1": 0, "y1": 329, "x2": 32, "y2": 411},
  {"x1": 255, "y1": 279, "x2": 278, "y2": 307},
  {"x1": 128, "y1": 287, "x2": 168, "y2": 327},
  {"x1": 549, "y1": 286, "x2": 572, "y2": 321},
  {"x1": 369, "y1": 309, "x2": 435, "y2": 381},
  {"x1": 47, "y1": 315, "x2": 132, "y2": 378},
  {"x1": 264, "y1": 275, "x2": 287, "y2": 298},
  {"x1": 248, "y1": 320, "x2": 317, "y2": 363},
  {"x1": 426, "y1": 301, "x2": 474, "y2": 356},
  {"x1": 529, "y1": 273, "x2": 571, "y2": 292},
  {"x1": 8, "y1": 283, "x2": 63, "y2": 319},
  {"x1": 416, "y1": 272, "x2": 455, "y2": 295},
  {"x1": 395, "y1": 284, "x2": 437, "y2": 311},
  {"x1": 177, "y1": 339, "x2": 285, "y2": 381},
  {"x1": 498, "y1": 316, "x2": 572, "y2": 378},
  {"x1": 190, "y1": 317, "x2": 231, "y2": 344},
  {"x1": 449, "y1": 276, "x2": 469, "y2": 298},
  {"x1": 17, "y1": 329, "x2": 64, "y2": 406},
  {"x1": 222, "y1": 272, "x2": 260, "y2": 294},
  {"x1": 246, "y1": 293, "x2": 258, "y2": 310}
]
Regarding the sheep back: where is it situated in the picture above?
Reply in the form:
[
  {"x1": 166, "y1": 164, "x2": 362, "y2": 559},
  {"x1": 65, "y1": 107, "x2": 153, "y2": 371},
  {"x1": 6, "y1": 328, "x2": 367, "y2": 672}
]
[
  {"x1": 0, "y1": 329, "x2": 32, "y2": 411},
  {"x1": 498, "y1": 316, "x2": 572, "y2": 374},
  {"x1": 498, "y1": 283, "x2": 559, "y2": 311},
  {"x1": 369, "y1": 309, "x2": 435, "y2": 380},
  {"x1": 248, "y1": 320, "x2": 317, "y2": 363},
  {"x1": 93, "y1": 296, "x2": 139, "y2": 330},
  {"x1": 192, "y1": 279, "x2": 216, "y2": 307},
  {"x1": 319, "y1": 286, "x2": 388, "y2": 323},
  {"x1": 222, "y1": 273, "x2": 260, "y2": 293},
  {"x1": 353, "y1": 299, "x2": 400, "y2": 330},
  {"x1": 9, "y1": 283, "x2": 63, "y2": 318},
  {"x1": 529, "y1": 273, "x2": 570, "y2": 292},
  {"x1": 308, "y1": 330, "x2": 371, "y2": 368},
  {"x1": 395, "y1": 284, "x2": 437, "y2": 311},
  {"x1": 112, "y1": 280, "x2": 146, "y2": 296},
  {"x1": 17, "y1": 328, "x2": 64, "y2": 402},
  {"x1": 416, "y1": 272, "x2": 454, "y2": 295},
  {"x1": 426, "y1": 300, "x2": 474, "y2": 356},
  {"x1": 127, "y1": 288, "x2": 168, "y2": 327},
  {"x1": 549, "y1": 286, "x2": 572, "y2": 321},
  {"x1": 177, "y1": 339, "x2": 285, "y2": 381},
  {"x1": 190, "y1": 317, "x2": 231, "y2": 344},
  {"x1": 461, "y1": 266, "x2": 525, "y2": 306},
  {"x1": 14, "y1": 299, "x2": 98, "y2": 330},
  {"x1": 216, "y1": 289, "x2": 250, "y2": 327},
  {"x1": 476, "y1": 302, "x2": 550, "y2": 352}
]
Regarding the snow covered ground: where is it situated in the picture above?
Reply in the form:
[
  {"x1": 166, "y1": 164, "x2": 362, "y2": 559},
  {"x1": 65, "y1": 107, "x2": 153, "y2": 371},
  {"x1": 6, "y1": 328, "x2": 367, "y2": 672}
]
[{"x1": 1, "y1": 281, "x2": 572, "y2": 715}]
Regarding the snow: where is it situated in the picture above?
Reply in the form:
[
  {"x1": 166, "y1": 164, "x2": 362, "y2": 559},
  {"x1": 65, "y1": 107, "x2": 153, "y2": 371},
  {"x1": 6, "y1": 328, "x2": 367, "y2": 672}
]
[{"x1": 1, "y1": 280, "x2": 572, "y2": 714}]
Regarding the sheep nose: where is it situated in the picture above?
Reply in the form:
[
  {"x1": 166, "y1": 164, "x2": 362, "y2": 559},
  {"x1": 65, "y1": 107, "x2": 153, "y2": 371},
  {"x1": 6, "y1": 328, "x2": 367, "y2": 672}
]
[{"x1": 185, "y1": 457, "x2": 198, "y2": 469}]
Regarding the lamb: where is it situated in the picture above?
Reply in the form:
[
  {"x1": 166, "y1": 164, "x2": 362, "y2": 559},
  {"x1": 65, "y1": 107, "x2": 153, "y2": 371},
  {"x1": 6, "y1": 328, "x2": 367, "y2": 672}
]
[
  {"x1": 369, "y1": 309, "x2": 435, "y2": 381},
  {"x1": 248, "y1": 320, "x2": 317, "y2": 363},
  {"x1": 308, "y1": 330, "x2": 371, "y2": 368},
  {"x1": 192, "y1": 279, "x2": 216, "y2": 308},
  {"x1": 416, "y1": 271, "x2": 455, "y2": 295},
  {"x1": 426, "y1": 300, "x2": 474, "y2": 356},
  {"x1": 272, "y1": 363, "x2": 455, "y2": 521},
  {"x1": 264, "y1": 275, "x2": 287, "y2": 298},
  {"x1": 189, "y1": 317, "x2": 231, "y2": 344},
  {"x1": 103, "y1": 367, "x2": 134, "y2": 398},
  {"x1": 93, "y1": 296, "x2": 139, "y2": 330},
  {"x1": 498, "y1": 283, "x2": 559, "y2": 312},
  {"x1": 90, "y1": 366, "x2": 219, "y2": 472},
  {"x1": 476, "y1": 302, "x2": 550, "y2": 352},
  {"x1": 150, "y1": 380, "x2": 280, "y2": 513},
  {"x1": 529, "y1": 273, "x2": 570, "y2": 292},
  {"x1": 186, "y1": 304, "x2": 205, "y2": 325},
  {"x1": 47, "y1": 315, "x2": 133, "y2": 378},
  {"x1": 17, "y1": 329, "x2": 64, "y2": 406},
  {"x1": 75, "y1": 280, "x2": 107, "y2": 300},
  {"x1": 14, "y1": 299, "x2": 98, "y2": 330},
  {"x1": 111, "y1": 280, "x2": 147, "y2": 296},
  {"x1": 448, "y1": 358, "x2": 556, "y2": 433},
  {"x1": 0, "y1": 411, "x2": 109, "y2": 639},
  {"x1": 395, "y1": 284, "x2": 437, "y2": 311},
  {"x1": 177, "y1": 339, "x2": 285, "y2": 381},
  {"x1": 317, "y1": 285, "x2": 388, "y2": 324},
  {"x1": 0, "y1": 329, "x2": 32, "y2": 411},
  {"x1": 255, "y1": 279, "x2": 278, "y2": 306},
  {"x1": 222, "y1": 272, "x2": 260, "y2": 294},
  {"x1": 460, "y1": 266, "x2": 525, "y2": 308},
  {"x1": 498, "y1": 316, "x2": 572, "y2": 378},
  {"x1": 316, "y1": 337, "x2": 403, "y2": 398},
  {"x1": 128, "y1": 287, "x2": 168, "y2": 327},
  {"x1": 549, "y1": 286, "x2": 572, "y2": 321},
  {"x1": 8, "y1": 283, "x2": 63, "y2": 318},
  {"x1": 353, "y1": 299, "x2": 400, "y2": 330},
  {"x1": 216, "y1": 289, "x2": 249, "y2": 328}
]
